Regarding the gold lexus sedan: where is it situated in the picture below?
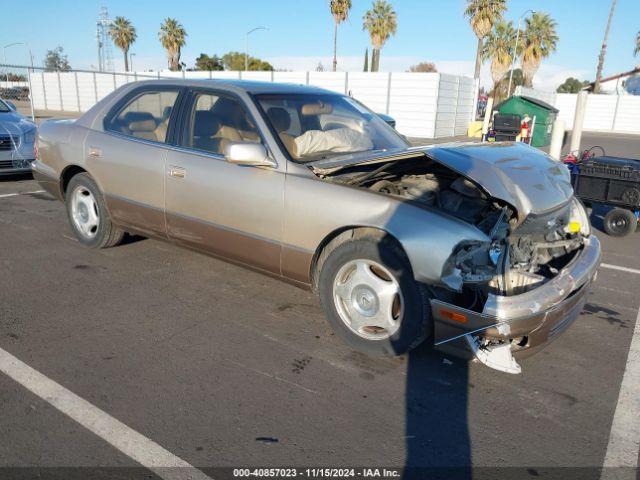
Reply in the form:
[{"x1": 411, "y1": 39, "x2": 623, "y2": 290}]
[{"x1": 32, "y1": 79, "x2": 600, "y2": 373}]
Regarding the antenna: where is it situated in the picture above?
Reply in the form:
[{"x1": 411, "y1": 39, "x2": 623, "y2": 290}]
[{"x1": 96, "y1": 6, "x2": 114, "y2": 72}]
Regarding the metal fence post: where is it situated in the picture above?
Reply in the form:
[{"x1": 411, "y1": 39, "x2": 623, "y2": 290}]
[
  {"x1": 92, "y1": 72, "x2": 98, "y2": 104},
  {"x1": 112, "y1": 72, "x2": 117, "y2": 91},
  {"x1": 612, "y1": 94, "x2": 621, "y2": 131},
  {"x1": 26, "y1": 67, "x2": 35, "y2": 121},
  {"x1": 57, "y1": 71, "x2": 63, "y2": 111},
  {"x1": 306, "y1": 71, "x2": 309, "y2": 85},
  {"x1": 41, "y1": 71, "x2": 48, "y2": 111},
  {"x1": 344, "y1": 72, "x2": 349, "y2": 95},
  {"x1": 386, "y1": 72, "x2": 392, "y2": 114},
  {"x1": 74, "y1": 71, "x2": 80, "y2": 112},
  {"x1": 452, "y1": 77, "x2": 459, "y2": 136}
]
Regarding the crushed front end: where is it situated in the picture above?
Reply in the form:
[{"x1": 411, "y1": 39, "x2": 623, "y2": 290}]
[{"x1": 432, "y1": 197, "x2": 601, "y2": 373}]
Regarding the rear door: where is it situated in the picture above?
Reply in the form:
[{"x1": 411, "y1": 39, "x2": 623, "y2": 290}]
[
  {"x1": 164, "y1": 88, "x2": 285, "y2": 274},
  {"x1": 85, "y1": 85, "x2": 183, "y2": 237}
]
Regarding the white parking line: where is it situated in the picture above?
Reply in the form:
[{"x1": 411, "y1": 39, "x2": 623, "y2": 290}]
[
  {"x1": 602, "y1": 305, "x2": 640, "y2": 474},
  {"x1": 601, "y1": 263, "x2": 640, "y2": 275},
  {"x1": 0, "y1": 347, "x2": 213, "y2": 480},
  {"x1": 0, "y1": 190, "x2": 45, "y2": 199}
]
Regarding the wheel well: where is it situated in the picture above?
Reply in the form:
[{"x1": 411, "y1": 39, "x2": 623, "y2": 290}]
[
  {"x1": 60, "y1": 165, "x2": 88, "y2": 198},
  {"x1": 309, "y1": 226, "x2": 402, "y2": 292}
]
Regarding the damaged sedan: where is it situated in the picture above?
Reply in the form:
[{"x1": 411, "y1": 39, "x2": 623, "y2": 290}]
[{"x1": 32, "y1": 80, "x2": 601, "y2": 373}]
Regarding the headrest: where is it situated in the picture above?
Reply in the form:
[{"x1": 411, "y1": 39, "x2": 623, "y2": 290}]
[
  {"x1": 301, "y1": 101, "x2": 333, "y2": 116},
  {"x1": 267, "y1": 107, "x2": 291, "y2": 132},
  {"x1": 194, "y1": 110, "x2": 221, "y2": 137},
  {"x1": 124, "y1": 112, "x2": 157, "y2": 132}
]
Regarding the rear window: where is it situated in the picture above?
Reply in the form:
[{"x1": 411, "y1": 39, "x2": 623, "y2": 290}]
[{"x1": 106, "y1": 90, "x2": 179, "y2": 143}]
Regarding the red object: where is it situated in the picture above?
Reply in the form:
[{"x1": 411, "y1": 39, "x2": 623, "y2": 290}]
[{"x1": 520, "y1": 118, "x2": 530, "y2": 142}]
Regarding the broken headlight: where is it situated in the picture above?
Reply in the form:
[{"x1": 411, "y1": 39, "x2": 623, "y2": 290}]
[{"x1": 566, "y1": 197, "x2": 591, "y2": 236}]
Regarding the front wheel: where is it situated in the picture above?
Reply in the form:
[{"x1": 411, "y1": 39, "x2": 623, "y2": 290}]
[
  {"x1": 317, "y1": 232, "x2": 432, "y2": 356},
  {"x1": 65, "y1": 173, "x2": 124, "y2": 248},
  {"x1": 603, "y1": 208, "x2": 637, "y2": 237}
]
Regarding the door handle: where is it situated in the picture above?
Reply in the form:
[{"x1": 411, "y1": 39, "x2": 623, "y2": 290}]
[
  {"x1": 168, "y1": 166, "x2": 186, "y2": 179},
  {"x1": 88, "y1": 147, "x2": 102, "y2": 159}
]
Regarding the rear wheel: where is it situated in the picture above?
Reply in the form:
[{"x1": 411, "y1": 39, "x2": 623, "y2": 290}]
[
  {"x1": 317, "y1": 231, "x2": 432, "y2": 356},
  {"x1": 603, "y1": 208, "x2": 637, "y2": 237},
  {"x1": 65, "y1": 173, "x2": 124, "y2": 248}
]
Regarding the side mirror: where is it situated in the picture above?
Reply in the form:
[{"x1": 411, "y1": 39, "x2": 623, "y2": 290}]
[{"x1": 224, "y1": 142, "x2": 276, "y2": 168}]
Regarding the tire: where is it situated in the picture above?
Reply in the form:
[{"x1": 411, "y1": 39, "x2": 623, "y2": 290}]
[
  {"x1": 65, "y1": 173, "x2": 124, "y2": 248},
  {"x1": 603, "y1": 208, "x2": 637, "y2": 237},
  {"x1": 317, "y1": 231, "x2": 432, "y2": 356}
]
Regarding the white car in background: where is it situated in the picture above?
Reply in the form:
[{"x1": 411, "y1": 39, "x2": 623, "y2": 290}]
[{"x1": 0, "y1": 98, "x2": 37, "y2": 175}]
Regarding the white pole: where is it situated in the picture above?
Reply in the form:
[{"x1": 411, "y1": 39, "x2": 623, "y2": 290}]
[
  {"x1": 549, "y1": 118, "x2": 565, "y2": 161},
  {"x1": 507, "y1": 21, "x2": 521, "y2": 99},
  {"x1": 570, "y1": 90, "x2": 588, "y2": 154},
  {"x1": 507, "y1": 10, "x2": 535, "y2": 99},
  {"x1": 481, "y1": 96, "x2": 494, "y2": 141}
]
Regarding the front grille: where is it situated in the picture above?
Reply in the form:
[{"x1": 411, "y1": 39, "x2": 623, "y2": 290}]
[
  {"x1": 0, "y1": 160, "x2": 14, "y2": 169},
  {"x1": 0, "y1": 135, "x2": 19, "y2": 151}
]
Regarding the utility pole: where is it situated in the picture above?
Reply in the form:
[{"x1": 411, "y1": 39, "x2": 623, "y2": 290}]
[{"x1": 594, "y1": 0, "x2": 618, "y2": 94}]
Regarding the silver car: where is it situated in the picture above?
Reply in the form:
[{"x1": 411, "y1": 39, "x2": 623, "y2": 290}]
[
  {"x1": 0, "y1": 98, "x2": 37, "y2": 175},
  {"x1": 33, "y1": 79, "x2": 600, "y2": 373}
]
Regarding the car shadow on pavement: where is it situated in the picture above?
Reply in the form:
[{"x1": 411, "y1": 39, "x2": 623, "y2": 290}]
[
  {"x1": 0, "y1": 173, "x2": 33, "y2": 183},
  {"x1": 404, "y1": 344, "x2": 471, "y2": 479}
]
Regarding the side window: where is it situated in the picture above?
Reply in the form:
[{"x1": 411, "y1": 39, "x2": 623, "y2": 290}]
[
  {"x1": 186, "y1": 93, "x2": 261, "y2": 155},
  {"x1": 106, "y1": 90, "x2": 179, "y2": 143}
]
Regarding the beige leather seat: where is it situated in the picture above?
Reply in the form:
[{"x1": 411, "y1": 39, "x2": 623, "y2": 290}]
[
  {"x1": 192, "y1": 110, "x2": 223, "y2": 154},
  {"x1": 154, "y1": 106, "x2": 173, "y2": 142},
  {"x1": 211, "y1": 98, "x2": 261, "y2": 145},
  {"x1": 124, "y1": 112, "x2": 158, "y2": 142},
  {"x1": 266, "y1": 107, "x2": 298, "y2": 159}
]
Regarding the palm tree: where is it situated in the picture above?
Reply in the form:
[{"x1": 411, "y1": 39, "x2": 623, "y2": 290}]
[
  {"x1": 521, "y1": 12, "x2": 558, "y2": 87},
  {"x1": 483, "y1": 21, "x2": 516, "y2": 96},
  {"x1": 594, "y1": 0, "x2": 618, "y2": 93},
  {"x1": 110, "y1": 16, "x2": 137, "y2": 72},
  {"x1": 362, "y1": 0, "x2": 397, "y2": 72},
  {"x1": 635, "y1": 31, "x2": 640, "y2": 56},
  {"x1": 159, "y1": 18, "x2": 187, "y2": 71},
  {"x1": 330, "y1": 0, "x2": 352, "y2": 72},
  {"x1": 464, "y1": 0, "x2": 507, "y2": 80}
]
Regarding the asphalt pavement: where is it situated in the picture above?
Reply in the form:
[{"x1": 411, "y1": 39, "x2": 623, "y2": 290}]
[{"x1": 0, "y1": 166, "x2": 639, "y2": 478}]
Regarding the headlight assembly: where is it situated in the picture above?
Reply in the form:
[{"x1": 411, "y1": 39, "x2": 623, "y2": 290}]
[{"x1": 567, "y1": 197, "x2": 591, "y2": 236}]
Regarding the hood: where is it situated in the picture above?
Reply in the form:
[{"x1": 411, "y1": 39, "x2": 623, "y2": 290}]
[
  {"x1": 312, "y1": 142, "x2": 573, "y2": 220},
  {"x1": 0, "y1": 111, "x2": 36, "y2": 135}
]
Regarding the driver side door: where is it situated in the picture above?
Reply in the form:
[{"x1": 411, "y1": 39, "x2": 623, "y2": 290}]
[{"x1": 164, "y1": 89, "x2": 285, "y2": 274}]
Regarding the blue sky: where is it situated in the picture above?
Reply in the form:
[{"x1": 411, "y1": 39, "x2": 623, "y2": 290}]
[{"x1": 3, "y1": 0, "x2": 639, "y2": 90}]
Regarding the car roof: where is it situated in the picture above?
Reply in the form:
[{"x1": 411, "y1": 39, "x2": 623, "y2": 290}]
[{"x1": 132, "y1": 78, "x2": 338, "y2": 96}]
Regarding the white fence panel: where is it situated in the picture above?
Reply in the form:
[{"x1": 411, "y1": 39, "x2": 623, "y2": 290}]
[
  {"x1": 58, "y1": 72, "x2": 79, "y2": 111},
  {"x1": 42, "y1": 72, "x2": 61, "y2": 110},
  {"x1": 308, "y1": 72, "x2": 347, "y2": 94},
  {"x1": 388, "y1": 73, "x2": 439, "y2": 138},
  {"x1": 555, "y1": 94, "x2": 577, "y2": 127},
  {"x1": 26, "y1": 69, "x2": 477, "y2": 138},
  {"x1": 613, "y1": 96, "x2": 640, "y2": 134},
  {"x1": 583, "y1": 95, "x2": 617, "y2": 131},
  {"x1": 273, "y1": 72, "x2": 307, "y2": 85},
  {"x1": 29, "y1": 72, "x2": 46, "y2": 109},
  {"x1": 347, "y1": 72, "x2": 389, "y2": 114},
  {"x1": 239, "y1": 71, "x2": 272, "y2": 81},
  {"x1": 0, "y1": 81, "x2": 29, "y2": 88}
]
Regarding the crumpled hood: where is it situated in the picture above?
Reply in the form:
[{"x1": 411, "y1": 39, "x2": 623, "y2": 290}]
[
  {"x1": 311, "y1": 141, "x2": 573, "y2": 221},
  {"x1": 423, "y1": 142, "x2": 573, "y2": 219}
]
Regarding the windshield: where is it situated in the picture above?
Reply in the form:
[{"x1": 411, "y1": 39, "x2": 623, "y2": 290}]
[
  {"x1": 254, "y1": 93, "x2": 408, "y2": 162},
  {"x1": 0, "y1": 99, "x2": 10, "y2": 113}
]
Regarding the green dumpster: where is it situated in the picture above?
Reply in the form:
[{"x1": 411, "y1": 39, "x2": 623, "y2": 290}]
[{"x1": 496, "y1": 95, "x2": 559, "y2": 148}]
